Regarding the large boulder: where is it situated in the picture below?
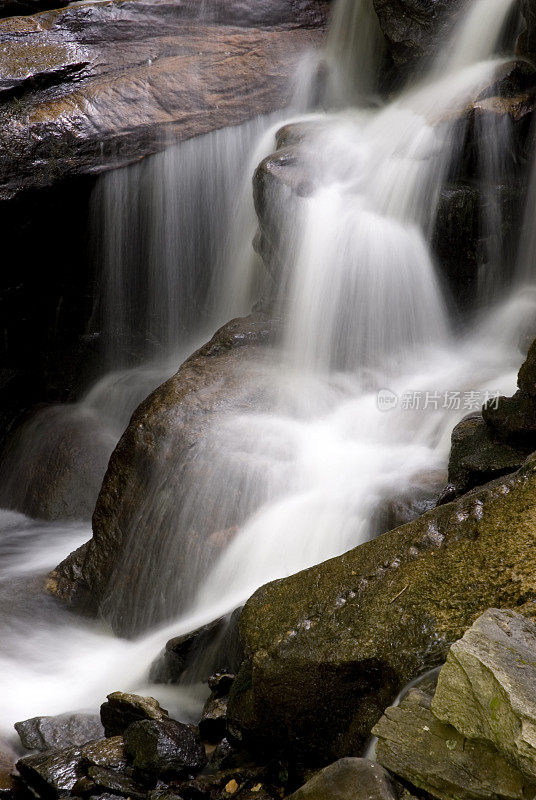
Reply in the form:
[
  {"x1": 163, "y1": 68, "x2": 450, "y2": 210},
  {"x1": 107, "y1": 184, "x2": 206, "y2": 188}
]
[
  {"x1": 373, "y1": 689, "x2": 536, "y2": 800},
  {"x1": 0, "y1": 0, "x2": 329, "y2": 200},
  {"x1": 432, "y1": 608, "x2": 536, "y2": 782},
  {"x1": 47, "y1": 314, "x2": 279, "y2": 635},
  {"x1": 226, "y1": 455, "x2": 536, "y2": 764}
]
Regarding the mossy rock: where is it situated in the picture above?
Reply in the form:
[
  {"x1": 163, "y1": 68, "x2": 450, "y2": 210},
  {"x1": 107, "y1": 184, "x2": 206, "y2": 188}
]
[{"x1": 227, "y1": 455, "x2": 536, "y2": 764}]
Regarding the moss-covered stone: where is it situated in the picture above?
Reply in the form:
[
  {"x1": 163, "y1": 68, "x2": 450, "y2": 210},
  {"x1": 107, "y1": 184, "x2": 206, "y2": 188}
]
[
  {"x1": 432, "y1": 609, "x2": 536, "y2": 782},
  {"x1": 374, "y1": 689, "x2": 536, "y2": 800},
  {"x1": 227, "y1": 456, "x2": 536, "y2": 764}
]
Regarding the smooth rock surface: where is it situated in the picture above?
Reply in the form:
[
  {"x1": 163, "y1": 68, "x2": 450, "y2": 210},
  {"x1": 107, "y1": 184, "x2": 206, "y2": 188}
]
[
  {"x1": 287, "y1": 758, "x2": 397, "y2": 800},
  {"x1": 432, "y1": 608, "x2": 536, "y2": 782},
  {"x1": 227, "y1": 455, "x2": 536, "y2": 763},
  {"x1": 0, "y1": 0, "x2": 328, "y2": 199},
  {"x1": 374, "y1": 689, "x2": 536, "y2": 800},
  {"x1": 48, "y1": 314, "x2": 279, "y2": 636},
  {"x1": 15, "y1": 712, "x2": 104, "y2": 752}
]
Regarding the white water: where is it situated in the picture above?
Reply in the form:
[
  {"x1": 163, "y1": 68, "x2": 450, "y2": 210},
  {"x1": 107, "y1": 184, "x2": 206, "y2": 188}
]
[{"x1": 0, "y1": 0, "x2": 529, "y2": 743}]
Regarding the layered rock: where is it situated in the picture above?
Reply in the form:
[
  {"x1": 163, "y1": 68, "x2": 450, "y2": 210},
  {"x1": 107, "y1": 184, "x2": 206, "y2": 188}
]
[
  {"x1": 47, "y1": 314, "x2": 279, "y2": 635},
  {"x1": 0, "y1": 0, "x2": 329, "y2": 200},
  {"x1": 432, "y1": 608, "x2": 536, "y2": 782},
  {"x1": 226, "y1": 455, "x2": 536, "y2": 763},
  {"x1": 373, "y1": 688, "x2": 536, "y2": 800}
]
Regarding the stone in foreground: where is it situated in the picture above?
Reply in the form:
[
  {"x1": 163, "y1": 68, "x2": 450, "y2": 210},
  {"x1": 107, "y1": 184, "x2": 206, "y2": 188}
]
[
  {"x1": 228, "y1": 455, "x2": 536, "y2": 762},
  {"x1": 123, "y1": 718, "x2": 207, "y2": 775},
  {"x1": 100, "y1": 692, "x2": 168, "y2": 737},
  {"x1": 432, "y1": 608, "x2": 536, "y2": 781},
  {"x1": 373, "y1": 689, "x2": 536, "y2": 800},
  {"x1": 287, "y1": 758, "x2": 397, "y2": 800}
]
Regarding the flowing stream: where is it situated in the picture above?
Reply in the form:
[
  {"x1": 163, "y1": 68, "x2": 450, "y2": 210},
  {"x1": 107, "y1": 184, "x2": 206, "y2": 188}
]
[{"x1": 0, "y1": 0, "x2": 534, "y2": 743}]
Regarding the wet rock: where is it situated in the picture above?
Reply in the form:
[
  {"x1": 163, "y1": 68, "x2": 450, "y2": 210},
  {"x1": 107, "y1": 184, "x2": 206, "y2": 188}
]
[
  {"x1": 372, "y1": 0, "x2": 463, "y2": 69},
  {"x1": 372, "y1": 471, "x2": 446, "y2": 535},
  {"x1": 447, "y1": 414, "x2": 530, "y2": 495},
  {"x1": 227, "y1": 455, "x2": 536, "y2": 763},
  {"x1": 81, "y1": 737, "x2": 127, "y2": 770},
  {"x1": 484, "y1": 336, "x2": 536, "y2": 440},
  {"x1": 100, "y1": 692, "x2": 168, "y2": 738},
  {"x1": 373, "y1": 689, "x2": 535, "y2": 800},
  {"x1": 0, "y1": 405, "x2": 117, "y2": 521},
  {"x1": 287, "y1": 758, "x2": 397, "y2": 800},
  {"x1": 151, "y1": 613, "x2": 242, "y2": 685},
  {"x1": 17, "y1": 746, "x2": 83, "y2": 797},
  {"x1": 15, "y1": 712, "x2": 104, "y2": 752},
  {"x1": 48, "y1": 314, "x2": 279, "y2": 636},
  {"x1": 123, "y1": 719, "x2": 207, "y2": 776},
  {"x1": 0, "y1": 0, "x2": 328, "y2": 200},
  {"x1": 199, "y1": 695, "x2": 228, "y2": 744},
  {"x1": 86, "y1": 765, "x2": 146, "y2": 798},
  {"x1": 432, "y1": 608, "x2": 536, "y2": 781}
]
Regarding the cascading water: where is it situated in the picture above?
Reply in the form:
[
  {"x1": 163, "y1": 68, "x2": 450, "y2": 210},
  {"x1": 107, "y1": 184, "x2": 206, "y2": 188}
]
[{"x1": 0, "y1": 0, "x2": 533, "y2": 745}]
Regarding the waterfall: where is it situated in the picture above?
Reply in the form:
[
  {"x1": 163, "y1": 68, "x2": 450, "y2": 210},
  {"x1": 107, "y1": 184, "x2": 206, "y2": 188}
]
[{"x1": 0, "y1": 0, "x2": 532, "y2": 737}]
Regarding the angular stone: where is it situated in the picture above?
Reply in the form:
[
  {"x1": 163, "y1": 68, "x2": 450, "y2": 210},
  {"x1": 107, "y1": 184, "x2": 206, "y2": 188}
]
[
  {"x1": 86, "y1": 765, "x2": 146, "y2": 798},
  {"x1": 484, "y1": 338, "x2": 536, "y2": 440},
  {"x1": 100, "y1": 692, "x2": 168, "y2": 737},
  {"x1": 81, "y1": 737, "x2": 127, "y2": 770},
  {"x1": 15, "y1": 712, "x2": 104, "y2": 752},
  {"x1": 447, "y1": 414, "x2": 530, "y2": 495},
  {"x1": 123, "y1": 718, "x2": 207, "y2": 775},
  {"x1": 287, "y1": 758, "x2": 397, "y2": 800},
  {"x1": 16, "y1": 746, "x2": 83, "y2": 797},
  {"x1": 373, "y1": 689, "x2": 535, "y2": 800},
  {"x1": 227, "y1": 455, "x2": 536, "y2": 763},
  {"x1": 432, "y1": 608, "x2": 536, "y2": 781},
  {"x1": 199, "y1": 695, "x2": 228, "y2": 744}
]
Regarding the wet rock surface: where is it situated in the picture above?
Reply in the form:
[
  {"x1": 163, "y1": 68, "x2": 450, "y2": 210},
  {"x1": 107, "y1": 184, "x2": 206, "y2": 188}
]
[
  {"x1": 227, "y1": 455, "x2": 536, "y2": 763},
  {"x1": 432, "y1": 608, "x2": 536, "y2": 782},
  {"x1": 47, "y1": 313, "x2": 280, "y2": 635},
  {"x1": 373, "y1": 688, "x2": 536, "y2": 800},
  {"x1": 484, "y1": 336, "x2": 536, "y2": 440},
  {"x1": 100, "y1": 693, "x2": 169, "y2": 738},
  {"x1": 447, "y1": 414, "x2": 531, "y2": 495},
  {"x1": 15, "y1": 713, "x2": 104, "y2": 752},
  {"x1": 123, "y1": 718, "x2": 207, "y2": 776},
  {"x1": 17, "y1": 745, "x2": 84, "y2": 797},
  {"x1": 0, "y1": 0, "x2": 329, "y2": 199}
]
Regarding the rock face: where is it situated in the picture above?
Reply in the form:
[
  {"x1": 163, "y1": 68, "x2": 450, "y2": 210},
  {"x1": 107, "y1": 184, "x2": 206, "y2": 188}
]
[
  {"x1": 227, "y1": 455, "x2": 536, "y2": 764},
  {"x1": 372, "y1": 0, "x2": 463, "y2": 69},
  {"x1": 47, "y1": 314, "x2": 279, "y2": 635},
  {"x1": 15, "y1": 713, "x2": 104, "y2": 752},
  {"x1": 432, "y1": 609, "x2": 536, "y2": 782},
  {"x1": 0, "y1": 0, "x2": 329, "y2": 200},
  {"x1": 17, "y1": 746, "x2": 84, "y2": 797},
  {"x1": 373, "y1": 688, "x2": 536, "y2": 800},
  {"x1": 287, "y1": 758, "x2": 397, "y2": 800}
]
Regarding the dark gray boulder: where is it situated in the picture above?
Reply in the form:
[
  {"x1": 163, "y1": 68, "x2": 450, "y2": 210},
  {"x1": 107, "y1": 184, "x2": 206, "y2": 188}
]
[
  {"x1": 15, "y1": 712, "x2": 104, "y2": 752},
  {"x1": 123, "y1": 719, "x2": 207, "y2": 776},
  {"x1": 16, "y1": 746, "x2": 83, "y2": 798}
]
